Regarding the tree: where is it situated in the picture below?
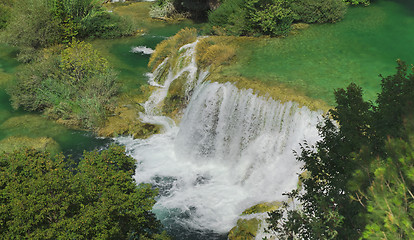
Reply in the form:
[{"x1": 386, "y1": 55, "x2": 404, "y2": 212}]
[
  {"x1": 361, "y1": 139, "x2": 414, "y2": 240},
  {"x1": 267, "y1": 61, "x2": 414, "y2": 239},
  {"x1": 0, "y1": 145, "x2": 167, "y2": 240}
]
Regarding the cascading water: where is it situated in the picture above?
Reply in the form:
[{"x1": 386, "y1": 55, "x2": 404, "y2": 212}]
[{"x1": 116, "y1": 41, "x2": 322, "y2": 239}]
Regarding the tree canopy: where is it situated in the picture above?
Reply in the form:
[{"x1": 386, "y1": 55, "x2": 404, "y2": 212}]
[
  {"x1": 0, "y1": 145, "x2": 169, "y2": 240},
  {"x1": 267, "y1": 60, "x2": 414, "y2": 239}
]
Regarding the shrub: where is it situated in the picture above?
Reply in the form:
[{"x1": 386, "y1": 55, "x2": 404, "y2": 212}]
[
  {"x1": 1, "y1": 0, "x2": 61, "y2": 61},
  {"x1": 246, "y1": 0, "x2": 295, "y2": 36},
  {"x1": 208, "y1": 0, "x2": 295, "y2": 37},
  {"x1": 207, "y1": 0, "x2": 249, "y2": 36},
  {"x1": 292, "y1": 0, "x2": 347, "y2": 24},
  {"x1": 149, "y1": 0, "x2": 176, "y2": 18},
  {"x1": 8, "y1": 41, "x2": 119, "y2": 129},
  {"x1": 78, "y1": 10, "x2": 134, "y2": 39}
]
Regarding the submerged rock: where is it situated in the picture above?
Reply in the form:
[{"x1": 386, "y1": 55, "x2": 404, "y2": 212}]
[
  {"x1": 0, "y1": 136, "x2": 60, "y2": 154},
  {"x1": 98, "y1": 102, "x2": 160, "y2": 139},
  {"x1": 0, "y1": 115, "x2": 68, "y2": 138}
]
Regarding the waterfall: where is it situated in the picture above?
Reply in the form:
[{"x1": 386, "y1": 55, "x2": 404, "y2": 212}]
[
  {"x1": 139, "y1": 40, "x2": 208, "y2": 131},
  {"x1": 116, "y1": 40, "x2": 322, "y2": 237}
]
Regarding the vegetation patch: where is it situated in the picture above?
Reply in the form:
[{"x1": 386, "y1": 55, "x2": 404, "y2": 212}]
[
  {"x1": 8, "y1": 41, "x2": 119, "y2": 130},
  {"x1": 148, "y1": 27, "x2": 197, "y2": 70},
  {"x1": 0, "y1": 145, "x2": 168, "y2": 239},
  {"x1": 98, "y1": 91, "x2": 161, "y2": 139},
  {"x1": 196, "y1": 37, "x2": 236, "y2": 69},
  {"x1": 1, "y1": 0, "x2": 134, "y2": 62}
]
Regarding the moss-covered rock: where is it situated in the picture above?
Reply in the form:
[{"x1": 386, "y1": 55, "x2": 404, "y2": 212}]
[
  {"x1": 0, "y1": 136, "x2": 60, "y2": 154},
  {"x1": 242, "y1": 201, "x2": 281, "y2": 215},
  {"x1": 228, "y1": 218, "x2": 261, "y2": 240},
  {"x1": 149, "y1": 28, "x2": 197, "y2": 71},
  {"x1": 98, "y1": 92, "x2": 160, "y2": 139},
  {"x1": 0, "y1": 70, "x2": 12, "y2": 86},
  {"x1": 0, "y1": 115, "x2": 69, "y2": 138},
  {"x1": 0, "y1": 109, "x2": 11, "y2": 124}
]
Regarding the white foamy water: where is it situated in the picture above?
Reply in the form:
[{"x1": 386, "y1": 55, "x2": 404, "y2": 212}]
[
  {"x1": 131, "y1": 46, "x2": 155, "y2": 55},
  {"x1": 116, "y1": 40, "x2": 322, "y2": 236}
]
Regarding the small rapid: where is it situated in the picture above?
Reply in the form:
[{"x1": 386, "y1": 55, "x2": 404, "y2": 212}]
[{"x1": 116, "y1": 41, "x2": 322, "y2": 238}]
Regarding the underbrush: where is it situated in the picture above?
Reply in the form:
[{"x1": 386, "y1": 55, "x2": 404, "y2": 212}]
[{"x1": 8, "y1": 41, "x2": 119, "y2": 129}]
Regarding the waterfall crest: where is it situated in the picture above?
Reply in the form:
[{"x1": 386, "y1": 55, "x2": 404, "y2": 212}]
[
  {"x1": 139, "y1": 40, "x2": 208, "y2": 131},
  {"x1": 117, "y1": 40, "x2": 322, "y2": 235}
]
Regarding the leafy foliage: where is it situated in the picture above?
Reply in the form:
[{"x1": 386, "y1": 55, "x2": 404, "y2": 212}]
[
  {"x1": 207, "y1": 0, "x2": 347, "y2": 37},
  {"x1": 246, "y1": 0, "x2": 295, "y2": 36},
  {"x1": 1, "y1": 0, "x2": 61, "y2": 62},
  {"x1": 291, "y1": 0, "x2": 347, "y2": 24},
  {"x1": 8, "y1": 41, "x2": 119, "y2": 129},
  {"x1": 267, "y1": 61, "x2": 414, "y2": 239},
  {"x1": 0, "y1": 145, "x2": 166, "y2": 240},
  {"x1": 0, "y1": 0, "x2": 13, "y2": 30},
  {"x1": 343, "y1": 0, "x2": 370, "y2": 5},
  {"x1": 1, "y1": 0, "x2": 133, "y2": 61},
  {"x1": 207, "y1": 0, "x2": 249, "y2": 36},
  {"x1": 362, "y1": 139, "x2": 414, "y2": 239}
]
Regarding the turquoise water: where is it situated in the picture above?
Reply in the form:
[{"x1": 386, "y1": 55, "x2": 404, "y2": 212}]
[
  {"x1": 229, "y1": 0, "x2": 414, "y2": 105},
  {"x1": 92, "y1": 21, "x2": 204, "y2": 94}
]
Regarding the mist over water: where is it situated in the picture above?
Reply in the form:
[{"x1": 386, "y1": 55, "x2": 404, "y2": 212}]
[{"x1": 116, "y1": 42, "x2": 322, "y2": 238}]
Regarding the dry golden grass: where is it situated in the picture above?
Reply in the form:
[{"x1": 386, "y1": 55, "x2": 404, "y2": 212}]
[
  {"x1": 196, "y1": 38, "x2": 236, "y2": 69},
  {"x1": 148, "y1": 28, "x2": 197, "y2": 71}
]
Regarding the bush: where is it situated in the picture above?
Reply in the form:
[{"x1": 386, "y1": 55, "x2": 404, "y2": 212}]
[
  {"x1": 150, "y1": 0, "x2": 176, "y2": 18},
  {"x1": 1, "y1": 0, "x2": 61, "y2": 61},
  {"x1": 207, "y1": 0, "x2": 249, "y2": 36},
  {"x1": 292, "y1": 0, "x2": 347, "y2": 24},
  {"x1": 78, "y1": 10, "x2": 134, "y2": 39},
  {"x1": 1, "y1": 0, "x2": 134, "y2": 61},
  {"x1": 207, "y1": 0, "x2": 295, "y2": 37},
  {"x1": 8, "y1": 41, "x2": 119, "y2": 129},
  {"x1": 247, "y1": 0, "x2": 295, "y2": 36}
]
